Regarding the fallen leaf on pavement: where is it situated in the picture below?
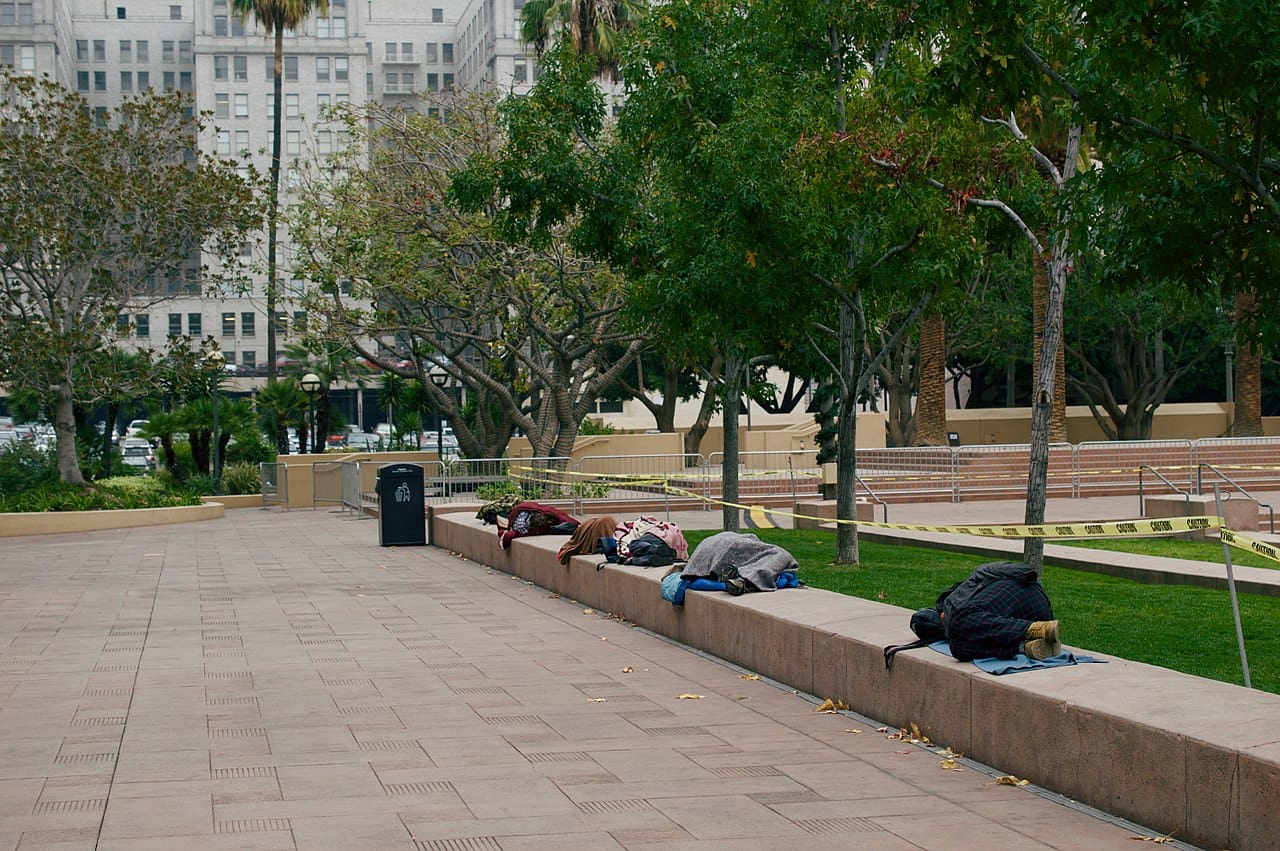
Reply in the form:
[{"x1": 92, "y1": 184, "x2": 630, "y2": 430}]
[
  {"x1": 677, "y1": 693, "x2": 704, "y2": 700},
  {"x1": 995, "y1": 776, "x2": 1029, "y2": 787},
  {"x1": 622, "y1": 666, "x2": 633, "y2": 673},
  {"x1": 939, "y1": 759, "x2": 962, "y2": 771},
  {"x1": 814, "y1": 698, "x2": 850, "y2": 713},
  {"x1": 739, "y1": 674, "x2": 761, "y2": 681},
  {"x1": 587, "y1": 698, "x2": 607, "y2": 703}
]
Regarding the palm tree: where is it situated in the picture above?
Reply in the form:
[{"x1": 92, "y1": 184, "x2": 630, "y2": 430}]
[
  {"x1": 914, "y1": 311, "x2": 948, "y2": 445},
  {"x1": 520, "y1": 0, "x2": 646, "y2": 80},
  {"x1": 232, "y1": 0, "x2": 328, "y2": 383},
  {"x1": 253, "y1": 377, "x2": 306, "y2": 454},
  {"x1": 1231, "y1": 289, "x2": 1263, "y2": 437}
]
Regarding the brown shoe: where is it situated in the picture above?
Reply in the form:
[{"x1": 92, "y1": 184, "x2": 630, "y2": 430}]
[
  {"x1": 1025, "y1": 620, "x2": 1059, "y2": 642},
  {"x1": 1023, "y1": 638, "x2": 1063, "y2": 660}
]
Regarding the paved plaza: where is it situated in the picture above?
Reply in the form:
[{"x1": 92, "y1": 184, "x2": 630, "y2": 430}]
[{"x1": 1, "y1": 507, "x2": 1192, "y2": 849}]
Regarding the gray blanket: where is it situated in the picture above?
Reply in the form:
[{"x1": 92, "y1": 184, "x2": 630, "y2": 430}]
[{"x1": 682, "y1": 531, "x2": 798, "y2": 592}]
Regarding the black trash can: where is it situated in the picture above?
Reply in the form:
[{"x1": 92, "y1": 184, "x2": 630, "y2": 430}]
[{"x1": 376, "y1": 463, "x2": 426, "y2": 546}]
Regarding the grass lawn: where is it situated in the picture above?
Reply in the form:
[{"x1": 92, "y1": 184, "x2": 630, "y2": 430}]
[
  {"x1": 1060, "y1": 535, "x2": 1280, "y2": 571},
  {"x1": 685, "y1": 528, "x2": 1279, "y2": 695}
]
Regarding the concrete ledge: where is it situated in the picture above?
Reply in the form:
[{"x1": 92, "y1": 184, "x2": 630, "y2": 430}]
[
  {"x1": 1145, "y1": 493, "x2": 1258, "y2": 539},
  {"x1": 432, "y1": 508, "x2": 1280, "y2": 851},
  {"x1": 201, "y1": 493, "x2": 263, "y2": 509},
  {"x1": 0, "y1": 501, "x2": 225, "y2": 537},
  {"x1": 794, "y1": 499, "x2": 874, "y2": 530}
]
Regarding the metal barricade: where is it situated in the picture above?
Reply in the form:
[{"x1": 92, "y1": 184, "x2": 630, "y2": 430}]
[
  {"x1": 854, "y1": 446, "x2": 956, "y2": 501},
  {"x1": 340, "y1": 461, "x2": 364, "y2": 515},
  {"x1": 1193, "y1": 436, "x2": 1280, "y2": 492},
  {"x1": 1075, "y1": 439, "x2": 1194, "y2": 497},
  {"x1": 575, "y1": 453, "x2": 707, "y2": 514},
  {"x1": 953, "y1": 443, "x2": 1075, "y2": 501},
  {"x1": 705, "y1": 450, "x2": 822, "y2": 507},
  {"x1": 312, "y1": 461, "x2": 344, "y2": 509},
  {"x1": 260, "y1": 462, "x2": 287, "y2": 508},
  {"x1": 447, "y1": 457, "x2": 573, "y2": 504}
]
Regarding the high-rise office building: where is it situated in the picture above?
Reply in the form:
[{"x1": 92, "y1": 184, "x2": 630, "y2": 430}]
[{"x1": 1, "y1": 0, "x2": 569, "y2": 374}]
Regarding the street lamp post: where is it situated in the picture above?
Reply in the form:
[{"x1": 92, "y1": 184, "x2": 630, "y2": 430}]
[
  {"x1": 206, "y1": 349, "x2": 226, "y2": 493},
  {"x1": 430, "y1": 369, "x2": 450, "y2": 460},
  {"x1": 300, "y1": 373, "x2": 321, "y2": 454}
]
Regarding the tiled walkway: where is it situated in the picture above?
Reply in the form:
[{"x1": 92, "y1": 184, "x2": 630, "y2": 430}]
[{"x1": 1, "y1": 509, "x2": 1177, "y2": 849}]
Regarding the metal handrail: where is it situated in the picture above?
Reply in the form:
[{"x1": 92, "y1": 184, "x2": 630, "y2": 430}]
[
  {"x1": 855, "y1": 474, "x2": 890, "y2": 523},
  {"x1": 1196, "y1": 463, "x2": 1276, "y2": 533},
  {"x1": 1138, "y1": 465, "x2": 1190, "y2": 517}
]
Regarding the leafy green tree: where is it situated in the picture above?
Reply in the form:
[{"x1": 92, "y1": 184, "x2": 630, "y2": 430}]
[
  {"x1": 0, "y1": 72, "x2": 259, "y2": 485},
  {"x1": 293, "y1": 93, "x2": 643, "y2": 459},
  {"x1": 233, "y1": 0, "x2": 328, "y2": 383}
]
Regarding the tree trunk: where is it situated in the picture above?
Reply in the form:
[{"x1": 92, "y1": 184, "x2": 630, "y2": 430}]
[
  {"x1": 683, "y1": 351, "x2": 723, "y2": 464},
  {"x1": 53, "y1": 378, "x2": 86, "y2": 485},
  {"x1": 265, "y1": 27, "x2": 284, "y2": 383},
  {"x1": 835, "y1": 297, "x2": 861, "y2": 565},
  {"x1": 1231, "y1": 289, "x2": 1263, "y2": 437},
  {"x1": 915, "y1": 311, "x2": 948, "y2": 445},
  {"x1": 720, "y1": 352, "x2": 745, "y2": 532},
  {"x1": 1031, "y1": 232, "x2": 1067, "y2": 444}
]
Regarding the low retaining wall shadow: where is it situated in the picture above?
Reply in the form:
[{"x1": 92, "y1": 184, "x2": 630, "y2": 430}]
[{"x1": 432, "y1": 509, "x2": 1279, "y2": 851}]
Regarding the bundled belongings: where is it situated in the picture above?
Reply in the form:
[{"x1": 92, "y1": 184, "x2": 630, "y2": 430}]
[
  {"x1": 883, "y1": 560, "x2": 1062, "y2": 668},
  {"x1": 497, "y1": 501, "x2": 579, "y2": 549},
  {"x1": 557, "y1": 515, "x2": 618, "y2": 565},
  {"x1": 680, "y1": 531, "x2": 799, "y2": 595},
  {"x1": 614, "y1": 517, "x2": 690, "y2": 562}
]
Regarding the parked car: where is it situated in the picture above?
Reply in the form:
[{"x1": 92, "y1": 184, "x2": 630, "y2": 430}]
[
  {"x1": 345, "y1": 432, "x2": 384, "y2": 452},
  {"x1": 120, "y1": 438, "x2": 156, "y2": 471},
  {"x1": 122, "y1": 419, "x2": 150, "y2": 444}
]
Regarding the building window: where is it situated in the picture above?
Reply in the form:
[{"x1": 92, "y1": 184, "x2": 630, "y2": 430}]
[
  {"x1": 335, "y1": 91, "x2": 348, "y2": 104},
  {"x1": 136, "y1": 40, "x2": 148, "y2": 62},
  {"x1": 442, "y1": 73, "x2": 453, "y2": 90},
  {"x1": 235, "y1": 129, "x2": 249, "y2": 155},
  {"x1": 170, "y1": 4, "x2": 181, "y2": 20},
  {"x1": 234, "y1": 93, "x2": 248, "y2": 117},
  {"x1": 1, "y1": 43, "x2": 34, "y2": 72},
  {"x1": 431, "y1": 8, "x2": 443, "y2": 22},
  {"x1": 188, "y1": 313, "x2": 202, "y2": 336},
  {"x1": 317, "y1": 129, "x2": 332, "y2": 155},
  {"x1": 214, "y1": 92, "x2": 229, "y2": 118},
  {"x1": 221, "y1": 313, "x2": 235, "y2": 337},
  {"x1": 233, "y1": 55, "x2": 247, "y2": 81},
  {"x1": 135, "y1": 314, "x2": 150, "y2": 339},
  {"x1": 286, "y1": 130, "x2": 300, "y2": 156},
  {"x1": 163, "y1": 71, "x2": 175, "y2": 91},
  {"x1": 120, "y1": 71, "x2": 133, "y2": 91},
  {"x1": 168, "y1": 313, "x2": 182, "y2": 336},
  {"x1": 115, "y1": 5, "x2": 126, "y2": 18},
  {"x1": 116, "y1": 315, "x2": 129, "y2": 334},
  {"x1": 401, "y1": 71, "x2": 414, "y2": 90},
  {"x1": 401, "y1": 42, "x2": 414, "y2": 61},
  {"x1": 425, "y1": 43, "x2": 437, "y2": 63},
  {"x1": 316, "y1": 92, "x2": 330, "y2": 111},
  {"x1": 93, "y1": 40, "x2": 106, "y2": 62},
  {"x1": 334, "y1": 56, "x2": 348, "y2": 81},
  {"x1": 241, "y1": 312, "x2": 255, "y2": 337},
  {"x1": 94, "y1": 71, "x2": 106, "y2": 91},
  {"x1": 76, "y1": 71, "x2": 90, "y2": 92},
  {"x1": 513, "y1": 60, "x2": 526, "y2": 83},
  {"x1": 273, "y1": 312, "x2": 288, "y2": 335},
  {"x1": 215, "y1": 129, "x2": 230, "y2": 155},
  {"x1": 266, "y1": 93, "x2": 274, "y2": 118},
  {"x1": 265, "y1": 55, "x2": 273, "y2": 80},
  {"x1": 178, "y1": 41, "x2": 192, "y2": 64},
  {"x1": 315, "y1": 56, "x2": 329, "y2": 81},
  {"x1": 385, "y1": 72, "x2": 398, "y2": 93},
  {"x1": 384, "y1": 42, "x2": 397, "y2": 61},
  {"x1": 284, "y1": 54, "x2": 297, "y2": 81},
  {"x1": 162, "y1": 41, "x2": 174, "y2": 63},
  {"x1": 75, "y1": 40, "x2": 89, "y2": 62},
  {"x1": 285, "y1": 92, "x2": 298, "y2": 117},
  {"x1": 214, "y1": 14, "x2": 227, "y2": 36},
  {"x1": 241, "y1": 350, "x2": 256, "y2": 369},
  {"x1": 214, "y1": 55, "x2": 227, "y2": 80},
  {"x1": 179, "y1": 71, "x2": 192, "y2": 92},
  {"x1": 442, "y1": 43, "x2": 453, "y2": 63},
  {"x1": 426, "y1": 72, "x2": 437, "y2": 92},
  {"x1": 119, "y1": 40, "x2": 132, "y2": 63},
  {"x1": 137, "y1": 70, "x2": 149, "y2": 90},
  {"x1": 292, "y1": 311, "x2": 306, "y2": 334}
]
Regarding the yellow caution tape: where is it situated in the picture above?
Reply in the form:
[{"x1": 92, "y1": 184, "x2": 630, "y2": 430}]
[{"x1": 1220, "y1": 529, "x2": 1280, "y2": 565}]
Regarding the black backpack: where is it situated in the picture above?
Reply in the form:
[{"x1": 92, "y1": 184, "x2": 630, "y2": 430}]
[{"x1": 620, "y1": 532, "x2": 677, "y2": 567}]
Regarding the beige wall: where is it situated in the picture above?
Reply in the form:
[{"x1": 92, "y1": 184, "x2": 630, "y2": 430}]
[{"x1": 944, "y1": 402, "x2": 1238, "y2": 446}]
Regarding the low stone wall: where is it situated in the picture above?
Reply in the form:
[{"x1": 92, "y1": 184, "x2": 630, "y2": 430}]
[
  {"x1": 0, "y1": 501, "x2": 224, "y2": 537},
  {"x1": 432, "y1": 508, "x2": 1280, "y2": 851}
]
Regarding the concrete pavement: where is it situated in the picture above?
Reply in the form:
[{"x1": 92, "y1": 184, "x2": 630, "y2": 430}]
[{"x1": 0, "y1": 507, "x2": 1199, "y2": 849}]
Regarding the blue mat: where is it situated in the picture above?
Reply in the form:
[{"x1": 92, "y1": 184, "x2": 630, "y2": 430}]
[{"x1": 929, "y1": 640, "x2": 1105, "y2": 674}]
